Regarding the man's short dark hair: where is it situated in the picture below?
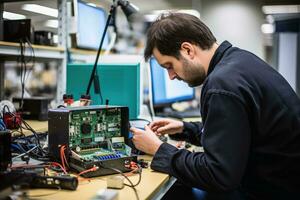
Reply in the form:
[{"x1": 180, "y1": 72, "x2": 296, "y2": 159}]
[{"x1": 144, "y1": 12, "x2": 216, "y2": 61}]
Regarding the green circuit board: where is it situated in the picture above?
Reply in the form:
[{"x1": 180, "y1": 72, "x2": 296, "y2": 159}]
[{"x1": 68, "y1": 107, "x2": 124, "y2": 153}]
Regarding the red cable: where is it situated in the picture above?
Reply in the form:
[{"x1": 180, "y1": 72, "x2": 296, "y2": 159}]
[
  {"x1": 78, "y1": 166, "x2": 99, "y2": 176},
  {"x1": 60, "y1": 146, "x2": 66, "y2": 171},
  {"x1": 62, "y1": 146, "x2": 69, "y2": 167},
  {"x1": 51, "y1": 162, "x2": 67, "y2": 174}
]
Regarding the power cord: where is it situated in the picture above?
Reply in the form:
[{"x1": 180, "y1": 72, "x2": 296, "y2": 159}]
[
  {"x1": 18, "y1": 37, "x2": 35, "y2": 111},
  {"x1": 99, "y1": 162, "x2": 141, "y2": 200}
]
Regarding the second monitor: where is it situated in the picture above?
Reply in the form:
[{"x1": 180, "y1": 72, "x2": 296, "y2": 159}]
[{"x1": 149, "y1": 57, "x2": 200, "y2": 118}]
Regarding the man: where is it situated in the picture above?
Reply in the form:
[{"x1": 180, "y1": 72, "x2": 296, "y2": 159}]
[{"x1": 130, "y1": 13, "x2": 300, "y2": 199}]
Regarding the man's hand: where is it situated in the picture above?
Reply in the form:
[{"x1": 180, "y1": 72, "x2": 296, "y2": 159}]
[
  {"x1": 149, "y1": 118, "x2": 184, "y2": 136},
  {"x1": 130, "y1": 125, "x2": 163, "y2": 155}
]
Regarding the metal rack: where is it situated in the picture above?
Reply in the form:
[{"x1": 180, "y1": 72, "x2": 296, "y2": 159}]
[{"x1": 0, "y1": 0, "x2": 68, "y2": 103}]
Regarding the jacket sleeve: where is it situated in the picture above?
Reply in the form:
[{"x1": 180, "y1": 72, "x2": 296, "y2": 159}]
[
  {"x1": 151, "y1": 92, "x2": 251, "y2": 192},
  {"x1": 169, "y1": 121, "x2": 203, "y2": 146}
]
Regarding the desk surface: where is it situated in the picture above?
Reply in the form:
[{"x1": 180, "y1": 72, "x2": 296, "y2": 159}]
[
  {"x1": 27, "y1": 157, "x2": 174, "y2": 200},
  {"x1": 26, "y1": 120, "x2": 48, "y2": 132},
  {"x1": 24, "y1": 120, "x2": 175, "y2": 200}
]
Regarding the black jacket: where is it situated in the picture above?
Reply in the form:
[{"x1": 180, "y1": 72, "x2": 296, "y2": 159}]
[{"x1": 151, "y1": 41, "x2": 300, "y2": 199}]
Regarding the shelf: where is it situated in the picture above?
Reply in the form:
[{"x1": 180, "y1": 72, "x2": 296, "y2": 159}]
[
  {"x1": 0, "y1": 0, "x2": 49, "y2": 2},
  {"x1": 69, "y1": 48, "x2": 99, "y2": 63},
  {"x1": 0, "y1": 41, "x2": 65, "y2": 61},
  {"x1": 0, "y1": 0, "x2": 68, "y2": 102},
  {"x1": 69, "y1": 48, "x2": 98, "y2": 55}
]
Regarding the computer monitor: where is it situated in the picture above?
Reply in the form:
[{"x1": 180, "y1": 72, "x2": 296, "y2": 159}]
[
  {"x1": 74, "y1": 0, "x2": 109, "y2": 50},
  {"x1": 150, "y1": 57, "x2": 195, "y2": 109},
  {"x1": 66, "y1": 55, "x2": 144, "y2": 119}
]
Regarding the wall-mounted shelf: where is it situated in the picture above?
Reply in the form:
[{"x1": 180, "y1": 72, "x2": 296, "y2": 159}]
[
  {"x1": 0, "y1": 0, "x2": 50, "y2": 2},
  {"x1": 0, "y1": 41, "x2": 65, "y2": 61},
  {"x1": 69, "y1": 48, "x2": 101, "y2": 63}
]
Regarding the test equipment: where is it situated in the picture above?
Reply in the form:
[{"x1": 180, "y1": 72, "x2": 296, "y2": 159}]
[{"x1": 48, "y1": 105, "x2": 136, "y2": 177}]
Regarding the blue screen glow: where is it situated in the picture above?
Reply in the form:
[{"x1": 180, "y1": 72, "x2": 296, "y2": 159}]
[
  {"x1": 150, "y1": 57, "x2": 195, "y2": 106},
  {"x1": 77, "y1": 1, "x2": 109, "y2": 50}
]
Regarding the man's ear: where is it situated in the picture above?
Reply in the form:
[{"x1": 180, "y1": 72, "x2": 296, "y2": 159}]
[{"x1": 180, "y1": 42, "x2": 195, "y2": 59}]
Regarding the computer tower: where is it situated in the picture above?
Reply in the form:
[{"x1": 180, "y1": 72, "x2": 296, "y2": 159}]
[{"x1": 4, "y1": 19, "x2": 32, "y2": 42}]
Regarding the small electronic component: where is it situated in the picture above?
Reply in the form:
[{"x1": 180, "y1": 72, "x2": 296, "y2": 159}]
[
  {"x1": 81, "y1": 122, "x2": 92, "y2": 134},
  {"x1": 107, "y1": 175, "x2": 124, "y2": 189},
  {"x1": 111, "y1": 137, "x2": 125, "y2": 150}
]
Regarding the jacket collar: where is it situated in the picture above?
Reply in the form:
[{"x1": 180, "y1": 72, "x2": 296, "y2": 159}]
[{"x1": 207, "y1": 41, "x2": 232, "y2": 76}]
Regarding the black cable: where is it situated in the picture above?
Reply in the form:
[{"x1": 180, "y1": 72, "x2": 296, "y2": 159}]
[
  {"x1": 20, "y1": 40, "x2": 28, "y2": 111},
  {"x1": 130, "y1": 118, "x2": 151, "y2": 124},
  {"x1": 24, "y1": 37, "x2": 35, "y2": 84},
  {"x1": 94, "y1": 70, "x2": 103, "y2": 104},
  {"x1": 18, "y1": 37, "x2": 35, "y2": 111},
  {"x1": 4, "y1": 107, "x2": 50, "y2": 161},
  {"x1": 25, "y1": 37, "x2": 35, "y2": 65},
  {"x1": 99, "y1": 163, "x2": 141, "y2": 200},
  {"x1": 86, "y1": 5, "x2": 116, "y2": 97},
  {"x1": 57, "y1": 105, "x2": 66, "y2": 108},
  {"x1": 19, "y1": 39, "x2": 24, "y2": 81}
]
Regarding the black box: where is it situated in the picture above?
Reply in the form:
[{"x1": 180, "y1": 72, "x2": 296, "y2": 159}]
[
  {"x1": 13, "y1": 97, "x2": 50, "y2": 121},
  {"x1": 4, "y1": 19, "x2": 32, "y2": 42},
  {"x1": 34, "y1": 31, "x2": 54, "y2": 46},
  {"x1": 0, "y1": 131, "x2": 11, "y2": 172}
]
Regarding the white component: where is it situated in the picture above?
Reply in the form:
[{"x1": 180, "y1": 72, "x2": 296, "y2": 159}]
[
  {"x1": 108, "y1": 128, "x2": 118, "y2": 132},
  {"x1": 108, "y1": 123, "x2": 117, "y2": 128},
  {"x1": 107, "y1": 176, "x2": 124, "y2": 189},
  {"x1": 97, "y1": 124, "x2": 102, "y2": 132},
  {"x1": 95, "y1": 189, "x2": 118, "y2": 200},
  {"x1": 69, "y1": 126, "x2": 75, "y2": 136},
  {"x1": 76, "y1": 146, "x2": 81, "y2": 152},
  {"x1": 111, "y1": 137, "x2": 124, "y2": 143},
  {"x1": 95, "y1": 137, "x2": 104, "y2": 142}
]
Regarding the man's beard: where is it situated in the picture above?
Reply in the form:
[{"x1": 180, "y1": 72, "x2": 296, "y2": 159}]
[{"x1": 180, "y1": 57, "x2": 206, "y2": 87}]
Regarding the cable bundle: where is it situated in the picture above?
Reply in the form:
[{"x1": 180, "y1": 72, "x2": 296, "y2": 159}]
[{"x1": 18, "y1": 38, "x2": 35, "y2": 111}]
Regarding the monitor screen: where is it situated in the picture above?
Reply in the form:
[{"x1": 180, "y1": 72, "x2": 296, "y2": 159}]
[
  {"x1": 76, "y1": 1, "x2": 109, "y2": 50},
  {"x1": 150, "y1": 57, "x2": 195, "y2": 107}
]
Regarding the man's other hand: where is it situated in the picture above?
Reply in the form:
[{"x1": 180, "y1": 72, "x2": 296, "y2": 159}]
[{"x1": 149, "y1": 118, "x2": 184, "y2": 136}]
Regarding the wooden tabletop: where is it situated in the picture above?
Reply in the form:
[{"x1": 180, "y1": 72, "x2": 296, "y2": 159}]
[
  {"x1": 23, "y1": 120, "x2": 175, "y2": 200},
  {"x1": 27, "y1": 161, "x2": 173, "y2": 200}
]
